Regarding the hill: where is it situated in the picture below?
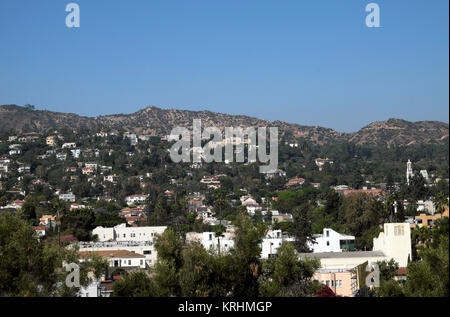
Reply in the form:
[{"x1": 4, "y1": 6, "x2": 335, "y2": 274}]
[{"x1": 0, "y1": 104, "x2": 448, "y2": 146}]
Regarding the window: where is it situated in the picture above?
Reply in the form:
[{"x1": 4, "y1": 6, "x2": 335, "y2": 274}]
[
  {"x1": 209, "y1": 234, "x2": 212, "y2": 241},
  {"x1": 140, "y1": 260, "x2": 143, "y2": 265},
  {"x1": 394, "y1": 225, "x2": 404, "y2": 236},
  {"x1": 326, "y1": 280, "x2": 330, "y2": 287},
  {"x1": 326, "y1": 241, "x2": 330, "y2": 246},
  {"x1": 128, "y1": 260, "x2": 131, "y2": 265},
  {"x1": 123, "y1": 234, "x2": 126, "y2": 238},
  {"x1": 143, "y1": 250, "x2": 151, "y2": 255},
  {"x1": 326, "y1": 230, "x2": 329, "y2": 237}
]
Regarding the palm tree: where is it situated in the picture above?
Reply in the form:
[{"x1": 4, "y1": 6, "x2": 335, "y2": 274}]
[
  {"x1": 214, "y1": 225, "x2": 226, "y2": 256},
  {"x1": 52, "y1": 199, "x2": 65, "y2": 247},
  {"x1": 433, "y1": 192, "x2": 448, "y2": 214}
]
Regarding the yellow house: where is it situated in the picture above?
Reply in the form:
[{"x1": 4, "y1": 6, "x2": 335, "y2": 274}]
[
  {"x1": 46, "y1": 136, "x2": 56, "y2": 147},
  {"x1": 414, "y1": 207, "x2": 449, "y2": 228},
  {"x1": 313, "y1": 269, "x2": 358, "y2": 297}
]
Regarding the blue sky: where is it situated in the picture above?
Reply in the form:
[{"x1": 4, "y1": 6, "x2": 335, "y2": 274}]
[{"x1": 0, "y1": 0, "x2": 448, "y2": 132}]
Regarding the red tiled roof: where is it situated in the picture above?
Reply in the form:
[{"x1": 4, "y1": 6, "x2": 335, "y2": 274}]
[{"x1": 397, "y1": 267, "x2": 407, "y2": 276}]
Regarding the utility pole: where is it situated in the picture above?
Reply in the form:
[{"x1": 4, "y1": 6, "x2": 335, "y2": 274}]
[{"x1": 57, "y1": 208, "x2": 61, "y2": 247}]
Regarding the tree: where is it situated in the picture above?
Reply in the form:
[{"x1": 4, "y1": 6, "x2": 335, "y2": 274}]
[
  {"x1": 112, "y1": 271, "x2": 156, "y2": 297},
  {"x1": 0, "y1": 213, "x2": 73, "y2": 296},
  {"x1": 405, "y1": 219, "x2": 449, "y2": 297},
  {"x1": 152, "y1": 228, "x2": 184, "y2": 296},
  {"x1": 213, "y1": 225, "x2": 226, "y2": 256},
  {"x1": 291, "y1": 203, "x2": 314, "y2": 253},
  {"x1": 229, "y1": 215, "x2": 266, "y2": 297},
  {"x1": 61, "y1": 208, "x2": 96, "y2": 241},
  {"x1": 376, "y1": 280, "x2": 405, "y2": 297},
  {"x1": 19, "y1": 199, "x2": 37, "y2": 223},
  {"x1": 407, "y1": 174, "x2": 429, "y2": 201},
  {"x1": 377, "y1": 259, "x2": 399, "y2": 282},
  {"x1": 178, "y1": 242, "x2": 231, "y2": 297},
  {"x1": 433, "y1": 192, "x2": 449, "y2": 214},
  {"x1": 259, "y1": 242, "x2": 320, "y2": 297},
  {"x1": 148, "y1": 195, "x2": 169, "y2": 226}
]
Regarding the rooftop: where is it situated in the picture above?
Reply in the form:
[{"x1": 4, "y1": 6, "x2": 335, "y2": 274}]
[
  {"x1": 299, "y1": 251, "x2": 385, "y2": 259},
  {"x1": 78, "y1": 250, "x2": 146, "y2": 259}
]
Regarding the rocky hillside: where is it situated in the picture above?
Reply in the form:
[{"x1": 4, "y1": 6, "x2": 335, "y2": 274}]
[
  {"x1": 347, "y1": 119, "x2": 449, "y2": 146},
  {"x1": 0, "y1": 104, "x2": 448, "y2": 147},
  {"x1": 0, "y1": 105, "x2": 97, "y2": 132}
]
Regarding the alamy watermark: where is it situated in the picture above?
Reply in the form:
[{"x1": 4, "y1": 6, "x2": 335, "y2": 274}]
[
  {"x1": 365, "y1": 263, "x2": 380, "y2": 289},
  {"x1": 65, "y1": 3, "x2": 80, "y2": 28},
  {"x1": 366, "y1": 3, "x2": 381, "y2": 28},
  {"x1": 64, "y1": 262, "x2": 80, "y2": 288},
  {"x1": 168, "y1": 119, "x2": 278, "y2": 174}
]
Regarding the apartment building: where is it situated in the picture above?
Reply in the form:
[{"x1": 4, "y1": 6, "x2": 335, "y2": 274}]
[{"x1": 92, "y1": 223, "x2": 166, "y2": 243}]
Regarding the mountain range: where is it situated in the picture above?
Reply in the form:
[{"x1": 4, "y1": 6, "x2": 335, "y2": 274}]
[{"x1": 0, "y1": 104, "x2": 448, "y2": 147}]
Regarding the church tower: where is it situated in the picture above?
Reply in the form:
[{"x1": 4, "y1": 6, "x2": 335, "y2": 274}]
[{"x1": 406, "y1": 159, "x2": 413, "y2": 185}]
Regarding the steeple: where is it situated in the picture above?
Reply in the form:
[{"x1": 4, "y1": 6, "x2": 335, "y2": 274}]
[{"x1": 406, "y1": 159, "x2": 413, "y2": 185}]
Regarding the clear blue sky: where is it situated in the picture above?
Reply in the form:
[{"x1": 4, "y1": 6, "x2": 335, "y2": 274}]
[{"x1": 0, "y1": 0, "x2": 448, "y2": 132}]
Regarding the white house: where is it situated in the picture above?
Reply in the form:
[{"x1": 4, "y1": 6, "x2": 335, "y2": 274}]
[
  {"x1": 301, "y1": 223, "x2": 412, "y2": 271},
  {"x1": 59, "y1": 192, "x2": 76, "y2": 202},
  {"x1": 420, "y1": 170, "x2": 429, "y2": 182},
  {"x1": 79, "y1": 281, "x2": 101, "y2": 298},
  {"x1": 260, "y1": 230, "x2": 295, "y2": 259},
  {"x1": 416, "y1": 200, "x2": 436, "y2": 215},
  {"x1": 78, "y1": 250, "x2": 146, "y2": 269},
  {"x1": 56, "y1": 153, "x2": 67, "y2": 161},
  {"x1": 85, "y1": 163, "x2": 98, "y2": 170},
  {"x1": 71, "y1": 149, "x2": 81, "y2": 159},
  {"x1": 9, "y1": 149, "x2": 21, "y2": 155},
  {"x1": 78, "y1": 241, "x2": 159, "y2": 267},
  {"x1": 125, "y1": 194, "x2": 148, "y2": 206},
  {"x1": 92, "y1": 223, "x2": 166, "y2": 243},
  {"x1": 309, "y1": 228, "x2": 355, "y2": 253},
  {"x1": 186, "y1": 232, "x2": 235, "y2": 254},
  {"x1": 124, "y1": 133, "x2": 138, "y2": 145},
  {"x1": 18, "y1": 166, "x2": 31, "y2": 174},
  {"x1": 62, "y1": 142, "x2": 77, "y2": 149}
]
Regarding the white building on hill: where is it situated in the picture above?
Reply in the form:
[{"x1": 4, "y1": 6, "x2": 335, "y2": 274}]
[
  {"x1": 373, "y1": 223, "x2": 412, "y2": 267},
  {"x1": 92, "y1": 223, "x2": 166, "y2": 243},
  {"x1": 78, "y1": 250, "x2": 146, "y2": 269},
  {"x1": 78, "y1": 241, "x2": 159, "y2": 267},
  {"x1": 260, "y1": 229, "x2": 295, "y2": 259},
  {"x1": 186, "y1": 231, "x2": 235, "y2": 254},
  {"x1": 309, "y1": 228, "x2": 355, "y2": 253}
]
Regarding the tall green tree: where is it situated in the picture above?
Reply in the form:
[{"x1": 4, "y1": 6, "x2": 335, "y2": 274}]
[
  {"x1": 259, "y1": 242, "x2": 320, "y2": 297},
  {"x1": 291, "y1": 203, "x2": 314, "y2": 253}
]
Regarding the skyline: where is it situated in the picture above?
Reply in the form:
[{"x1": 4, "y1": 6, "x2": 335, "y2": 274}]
[{"x1": 0, "y1": 0, "x2": 449, "y2": 132}]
